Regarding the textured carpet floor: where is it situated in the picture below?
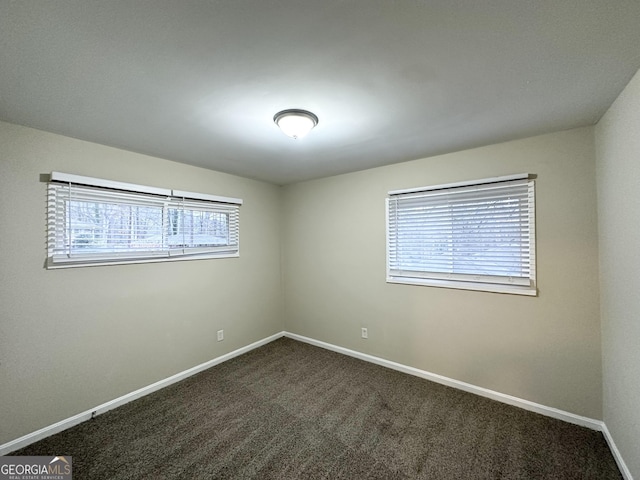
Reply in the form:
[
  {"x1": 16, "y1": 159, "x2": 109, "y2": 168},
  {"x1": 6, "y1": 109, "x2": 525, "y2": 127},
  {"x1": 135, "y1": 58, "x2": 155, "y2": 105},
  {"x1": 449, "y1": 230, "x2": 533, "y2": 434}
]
[{"x1": 13, "y1": 338, "x2": 621, "y2": 479}]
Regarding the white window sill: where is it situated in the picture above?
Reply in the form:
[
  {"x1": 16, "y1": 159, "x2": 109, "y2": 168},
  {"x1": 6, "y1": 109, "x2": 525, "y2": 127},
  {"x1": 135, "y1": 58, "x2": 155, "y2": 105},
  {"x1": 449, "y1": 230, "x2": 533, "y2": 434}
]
[
  {"x1": 46, "y1": 252, "x2": 239, "y2": 269},
  {"x1": 386, "y1": 276, "x2": 537, "y2": 296}
]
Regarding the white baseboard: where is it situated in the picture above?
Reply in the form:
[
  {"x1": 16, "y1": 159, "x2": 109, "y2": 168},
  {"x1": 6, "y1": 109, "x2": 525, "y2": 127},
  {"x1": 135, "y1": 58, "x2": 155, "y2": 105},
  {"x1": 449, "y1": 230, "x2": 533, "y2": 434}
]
[
  {"x1": 285, "y1": 332, "x2": 635, "y2": 477},
  {"x1": 2, "y1": 329, "x2": 632, "y2": 480},
  {"x1": 283, "y1": 332, "x2": 604, "y2": 431},
  {"x1": 0, "y1": 332, "x2": 284, "y2": 455},
  {"x1": 601, "y1": 423, "x2": 634, "y2": 480}
]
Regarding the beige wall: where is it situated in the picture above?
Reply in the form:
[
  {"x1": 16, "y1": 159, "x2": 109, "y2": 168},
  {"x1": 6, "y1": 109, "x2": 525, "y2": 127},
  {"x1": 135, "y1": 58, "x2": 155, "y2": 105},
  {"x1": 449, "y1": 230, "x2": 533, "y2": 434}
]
[
  {"x1": 0, "y1": 121, "x2": 283, "y2": 445},
  {"x1": 283, "y1": 127, "x2": 602, "y2": 418},
  {"x1": 596, "y1": 69, "x2": 640, "y2": 478},
  {"x1": 0, "y1": 117, "x2": 616, "y2": 448}
]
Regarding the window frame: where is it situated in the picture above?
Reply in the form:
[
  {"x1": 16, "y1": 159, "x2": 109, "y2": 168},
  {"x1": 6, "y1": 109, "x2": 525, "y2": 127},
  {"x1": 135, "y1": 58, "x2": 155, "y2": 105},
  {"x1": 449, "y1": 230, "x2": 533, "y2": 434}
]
[
  {"x1": 385, "y1": 173, "x2": 537, "y2": 296},
  {"x1": 46, "y1": 172, "x2": 242, "y2": 269}
]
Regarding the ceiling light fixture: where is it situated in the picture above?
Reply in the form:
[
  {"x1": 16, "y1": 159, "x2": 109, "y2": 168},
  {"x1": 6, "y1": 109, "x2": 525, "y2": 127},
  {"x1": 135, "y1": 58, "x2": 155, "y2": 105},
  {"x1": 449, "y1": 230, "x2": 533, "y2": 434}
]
[{"x1": 273, "y1": 109, "x2": 318, "y2": 139}]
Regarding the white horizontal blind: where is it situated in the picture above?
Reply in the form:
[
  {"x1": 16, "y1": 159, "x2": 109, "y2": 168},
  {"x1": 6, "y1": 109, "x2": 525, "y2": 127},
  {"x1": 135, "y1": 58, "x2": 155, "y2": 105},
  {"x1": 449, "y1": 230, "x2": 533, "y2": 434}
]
[
  {"x1": 387, "y1": 176, "x2": 535, "y2": 291},
  {"x1": 47, "y1": 175, "x2": 241, "y2": 267},
  {"x1": 165, "y1": 198, "x2": 239, "y2": 257}
]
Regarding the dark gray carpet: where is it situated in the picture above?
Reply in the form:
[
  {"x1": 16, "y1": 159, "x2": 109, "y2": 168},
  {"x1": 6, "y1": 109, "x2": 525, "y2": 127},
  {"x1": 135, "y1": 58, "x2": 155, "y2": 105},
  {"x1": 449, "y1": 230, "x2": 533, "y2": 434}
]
[{"x1": 13, "y1": 338, "x2": 621, "y2": 479}]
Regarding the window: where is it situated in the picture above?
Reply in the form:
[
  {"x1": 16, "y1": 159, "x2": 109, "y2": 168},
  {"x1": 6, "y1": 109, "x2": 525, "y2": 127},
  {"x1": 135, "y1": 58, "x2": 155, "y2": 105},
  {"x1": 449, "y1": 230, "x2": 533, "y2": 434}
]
[
  {"x1": 47, "y1": 172, "x2": 242, "y2": 268},
  {"x1": 386, "y1": 174, "x2": 536, "y2": 295}
]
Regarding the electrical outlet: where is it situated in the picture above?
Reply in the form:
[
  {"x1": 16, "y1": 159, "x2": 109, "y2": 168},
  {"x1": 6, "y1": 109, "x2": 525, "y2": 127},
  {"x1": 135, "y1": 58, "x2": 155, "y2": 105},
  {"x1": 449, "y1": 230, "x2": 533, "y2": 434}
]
[
  {"x1": 217, "y1": 330, "x2": 224, "y2": 342},
  {"x1": 361, "y1": 327, "x2": 368, "y2": 339}
]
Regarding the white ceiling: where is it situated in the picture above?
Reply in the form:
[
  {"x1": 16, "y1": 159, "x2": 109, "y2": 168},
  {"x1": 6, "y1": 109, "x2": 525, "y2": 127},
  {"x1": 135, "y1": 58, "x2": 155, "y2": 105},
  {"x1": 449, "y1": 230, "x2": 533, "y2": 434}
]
[{"x1": 1, "y1": 1, "x2": 639, "y2": 185}]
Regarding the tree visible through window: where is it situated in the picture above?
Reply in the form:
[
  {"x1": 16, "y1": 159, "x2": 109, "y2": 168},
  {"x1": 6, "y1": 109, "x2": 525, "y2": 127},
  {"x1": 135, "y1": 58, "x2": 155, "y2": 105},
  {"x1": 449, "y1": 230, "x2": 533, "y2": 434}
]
[
  {"x1": 66, "y1": 201, "x2": 164, "y2": 253},
  {"x1": 47, "y1": 172, "x2": 241, "y2": 268}
]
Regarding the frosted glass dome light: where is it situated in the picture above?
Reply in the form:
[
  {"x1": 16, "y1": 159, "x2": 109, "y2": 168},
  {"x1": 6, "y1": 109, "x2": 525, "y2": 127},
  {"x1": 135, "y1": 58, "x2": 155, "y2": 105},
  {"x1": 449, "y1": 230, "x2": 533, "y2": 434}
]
[{"x1": 273, "y1": 109, "x2": 318, "y2": 139}]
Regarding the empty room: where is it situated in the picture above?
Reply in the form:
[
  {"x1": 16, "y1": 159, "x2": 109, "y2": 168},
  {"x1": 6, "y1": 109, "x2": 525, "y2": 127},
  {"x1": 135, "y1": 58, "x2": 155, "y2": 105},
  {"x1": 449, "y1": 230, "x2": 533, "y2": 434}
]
[{"x1": 1, "y1": 1, "x2": 639, "y2": 479}]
